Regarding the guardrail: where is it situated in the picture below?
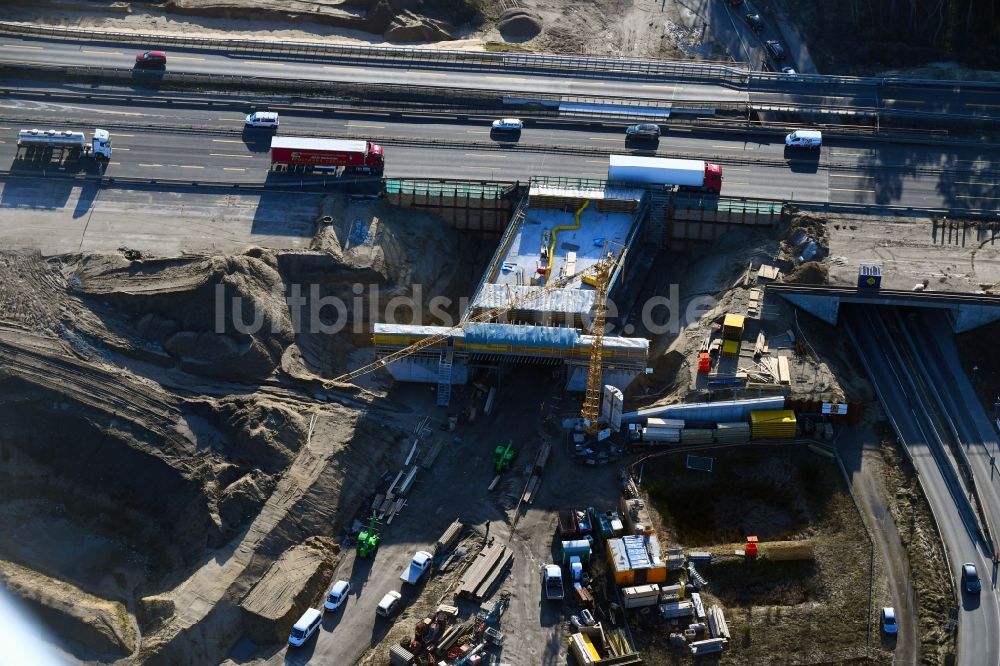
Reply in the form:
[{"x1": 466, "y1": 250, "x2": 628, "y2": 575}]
[
  {"x1": 6, "y1": 20, "x2": 1000, "y2": 95},
  {"x1": 0, "y1": 21, "x2": 749, "y2": 85},
  {"x1": 3, "y1": 168, "x2": 998, "y2": 219},
  {"x1": 6, "y1": 82, "x2": 975, "y2": 144},
  {"x1": 5, "y1": 58, "x2": 995, "y2": 129},
  {"x1": 0, "y1": 168, "x2": 379, "y2": 192}
]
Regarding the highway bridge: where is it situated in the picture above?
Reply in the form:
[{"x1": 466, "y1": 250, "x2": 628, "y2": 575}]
[{"x1": 770, "y1": 284, "x2": 1000, "y2": 332}]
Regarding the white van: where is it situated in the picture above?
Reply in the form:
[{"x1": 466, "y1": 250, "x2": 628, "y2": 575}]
[
  {"x1": 245, "y1": 111, "x2": 279, "y2": 129},
  {"x1": 785, "y1": 129, "x2": 822, "y2": 148},
  {"x1": 323, "y1": 580, "x2": 350, "y2": 612},
  {"x1": 287, "y1": 607, "x2": 322, "y2": 647}
]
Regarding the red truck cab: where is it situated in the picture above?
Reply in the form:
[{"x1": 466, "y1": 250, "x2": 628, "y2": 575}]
[{"x1": 703, "y1": 162, "x2": 723, "y2": 194}]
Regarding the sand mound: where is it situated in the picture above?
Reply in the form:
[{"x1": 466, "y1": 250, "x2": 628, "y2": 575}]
[
  {"x1": 239, "y1": 537, "x2": 338, "y2": 643},
  {"x1": 498, "y1": 8, "x2": 543, "y2": 41},
  {"x1": 0, "y1": 561, "x2": 136, "y2": 659},
  {"x1": 786, "y1": 261, "x2": 829, "y2": 285}
]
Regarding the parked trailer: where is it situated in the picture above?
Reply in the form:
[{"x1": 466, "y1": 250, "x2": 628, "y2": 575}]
[
  {"x1": 16, "y1": 128, "x2": 112, "y2": 161},
  {"x1": 608, "y1": 154, "x2": 722, "y2": 194},
  {"x1": 269, "y1": 137, "x2": 384, "y2": 175}
]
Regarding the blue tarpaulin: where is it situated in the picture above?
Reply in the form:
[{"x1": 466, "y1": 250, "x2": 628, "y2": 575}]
[{"x1": 464, "y1": 322, "x2": 580, "y2": 349}]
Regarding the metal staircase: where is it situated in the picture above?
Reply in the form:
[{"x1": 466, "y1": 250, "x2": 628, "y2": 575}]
[{"x1": 436, "y1": 346, "x2": 454, "y2": 407}]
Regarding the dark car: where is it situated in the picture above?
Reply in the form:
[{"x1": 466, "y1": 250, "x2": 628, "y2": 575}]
[
  {"x1": 135, "y1": 51, "x2": 167, "y2": 67},
  {"x1": 727, "y1": 0, "x2": 743, "y2": 6},
  {"x1": 765, "y1": 40, "x2": 786, "y2": 60},
  {"x1": 625, "y1": 123, "x2": 661, "y2": 141},
  {"x1": 962, "y1": 563, "x2": 981, "y2": 594},
  {"x1": 745, "y1": 13, "x2": 764, "y2": 31}
]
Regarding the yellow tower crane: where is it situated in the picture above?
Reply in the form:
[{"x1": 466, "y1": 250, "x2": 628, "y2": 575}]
[
  {"x1": 330, "y1": 252, "x2": 620, "y2": 439},
  {"x1": 331, "y1": 261, "x2": 606, "y2": 386},
  {"x1": 580, "y1": 256, "x2": 615, "y2": 436}
]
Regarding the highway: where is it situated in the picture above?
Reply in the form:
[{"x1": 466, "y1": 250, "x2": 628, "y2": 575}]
[
  {"x1": 845, "y1": 305, "x2": 1000, "y2": 665},
  {"x1": 905, "y1": 310, "x2": 1000, "y2": 557},
  {"x1": 2, "y1": 92, "x2": 1000, "y2": 210},
  {"x1": 3, "y1": 34, "x2": 1000, "y2": 121},
  {"x1": 0, "y1": 37, "x2": 747, "y2": 107}
]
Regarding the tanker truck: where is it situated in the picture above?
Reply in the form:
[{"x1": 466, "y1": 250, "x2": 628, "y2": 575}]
[
  {"x1": 16, "y1": 128, "x2": 112, "y2": 162},
  {"x1": 269, "y1": 137, "x2": 384, "y2": 175},
  {"x1": 608, "y1": 154, "x2": 722, "y2": 194}
]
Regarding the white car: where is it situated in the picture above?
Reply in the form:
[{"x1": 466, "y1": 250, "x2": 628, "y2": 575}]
[
  {"x1": 323, "y1": 580, "x2": 350, "y2": 612},
  {"x1": 245, "y1": 111, "x2": 279, "y2": 129},
  {"x1": 375, "y1": 590, "x2": 402, "y2": 617},
  {"x1": 491, "y1": 118, "x2": 523, "y2": 131},
  {"x1": 881, "y1": 607, "x2": 897, "y2": 635}
]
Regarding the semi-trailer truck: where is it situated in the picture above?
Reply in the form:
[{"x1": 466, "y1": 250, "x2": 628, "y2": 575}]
[
  {"x1": 16, "y1": 128, "x2": 112, "y2": 161},
  {"x1": 607, "y1": 155, "x2": 722, "y2": 194},
  {"x1": 269, "y1": 137, "x2": 384, "y2": 175}
]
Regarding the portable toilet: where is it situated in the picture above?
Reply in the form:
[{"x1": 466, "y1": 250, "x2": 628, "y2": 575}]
[{"x1": 570, "y1": 556, "x2": 584, "y2": 581}]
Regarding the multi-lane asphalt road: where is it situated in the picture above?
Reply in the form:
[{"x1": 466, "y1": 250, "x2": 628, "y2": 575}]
[
  {"x1": 1, "y1": 92, "x2": 998, "y2": 210},
  {"x1": 3, "y1": 32, "x2": 1000, "y2": 120},
  {"x1": 845, "y1": 305, "x2": 1000, "y2": 666}
]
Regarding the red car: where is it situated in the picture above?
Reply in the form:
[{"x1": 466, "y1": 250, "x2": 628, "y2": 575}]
[{"x1": 135, "y1": 51, "x2": 167, "y2": 67}]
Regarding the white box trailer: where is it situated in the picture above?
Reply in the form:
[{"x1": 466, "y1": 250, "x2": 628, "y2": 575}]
[
  {"x1": 16, "y1": 128, "x2": 112, "y2": 160},
  {"x1": 608, "y1": 155, "x2": 722, "y2": 193}
]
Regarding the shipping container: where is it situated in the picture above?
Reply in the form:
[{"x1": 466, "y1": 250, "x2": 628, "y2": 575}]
[
  {"x1": 269, "y1": 137, "x2": 384, "y2": 174},
  {"x1": 622, "y1": 584, "x2": 661, "y2": 608},
  {"x1": 561, "y1": 539, "x2": 593, "y2": 564}
]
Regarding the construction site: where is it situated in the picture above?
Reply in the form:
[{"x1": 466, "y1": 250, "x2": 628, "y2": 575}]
[{"x1": 6, "y1": 160, "x2": 993, "y2": 666}]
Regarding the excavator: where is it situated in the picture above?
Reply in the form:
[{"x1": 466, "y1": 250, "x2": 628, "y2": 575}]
[{"x1": 357, "y1": 512, "x2": 380, "y2": 558}]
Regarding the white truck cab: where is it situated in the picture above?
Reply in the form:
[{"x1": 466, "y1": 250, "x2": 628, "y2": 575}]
[{"x1": 785, "y1": 129, "x2": 822, "y2": 149}]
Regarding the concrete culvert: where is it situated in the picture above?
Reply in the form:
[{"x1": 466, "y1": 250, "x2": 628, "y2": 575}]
[{"x1": 498, "y1": 8, "x2": 543, "y2": 41}]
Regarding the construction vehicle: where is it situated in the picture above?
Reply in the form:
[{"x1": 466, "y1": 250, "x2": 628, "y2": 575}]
[
  {"x1": 357, "y1": 512, "x2": 381, "y2": 558},
  {"x1": 269, "y1": 137, "x2": 384, "y2": 175},
  {"x1": 494, "y1": 440, "x2": 515, "y2": 474},
  {"x1": 16, "y1": 128, "x2": 112, "y2": 162}
]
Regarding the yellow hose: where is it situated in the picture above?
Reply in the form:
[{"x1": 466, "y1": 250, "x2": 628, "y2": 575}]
[{"x1": 547, "y1": 199, "x2": 589, "y2": 276}]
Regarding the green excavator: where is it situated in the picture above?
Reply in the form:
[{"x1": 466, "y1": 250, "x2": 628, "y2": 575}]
[
  {"x1": 494, "y1": 440, "x2": 516, "y2": 474},
  {"x1": 357, "y1": 512, "x2": 381, "y2": 558}
]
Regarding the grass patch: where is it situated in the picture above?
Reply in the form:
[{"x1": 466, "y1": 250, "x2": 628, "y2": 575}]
[{"x1": 483, "y1": 41, "x2": 531, "y2": 52}]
